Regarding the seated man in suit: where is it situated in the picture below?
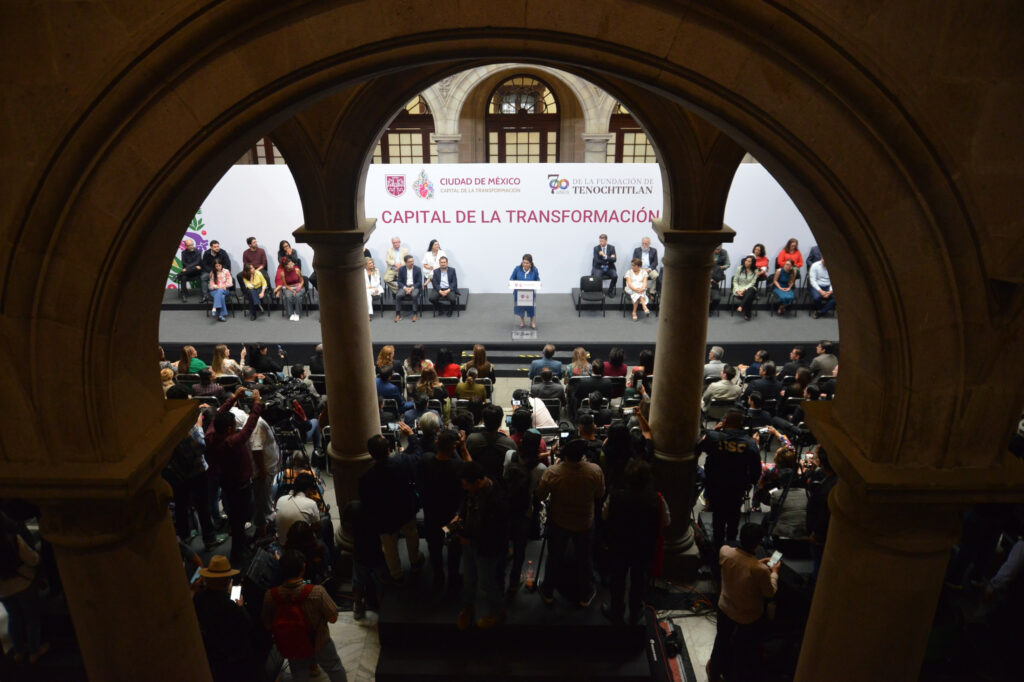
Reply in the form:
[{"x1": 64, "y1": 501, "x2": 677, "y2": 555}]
[
  {"x1": 530, "y1": 367, "x2": 566, "y2": 406},
  {"x1": 591, "y1": 233, "x2": 618, "y2": 298},
  {"x1": 428, "y1": 256, "x2": 459, "y2": 317},
  {"x1": 383, "y1": 236, "x2": 409, "y2": 295},
  {"x1": 176, "y1": 237, "x2": 204, "y2": 294},
  {"x1": 528, "y1": 344, "x2": 563, "y2": 380},
  {"x1": 394, "y1": 254, "x2": 422, "y2": 322},
  {"x1": 632, "y1": 237, "x2": 659, "y2": 295},
  {"x1": 702, "y1": 365, "x2": 742, "y2": 408},
  {"x1": 375, "y1": 364, "x2": 409, "y2": 416},
  {"x1": 570, "y1": 360, "x2": 613, "y2": 418}
]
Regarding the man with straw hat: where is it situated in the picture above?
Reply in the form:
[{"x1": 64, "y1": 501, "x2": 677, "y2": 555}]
[{"x1": 192, "y1": 555, "x2": 262, "y2": 681}]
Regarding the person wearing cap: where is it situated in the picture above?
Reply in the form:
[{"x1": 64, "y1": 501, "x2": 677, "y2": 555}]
[
  {"x1": 535, "y1": 438, "x2": 606, "y2": 608},
  {"x1": 192, "y1": 555, "x2": 262, "y2": 682}
]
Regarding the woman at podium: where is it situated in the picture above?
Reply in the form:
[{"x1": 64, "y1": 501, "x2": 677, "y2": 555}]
[{"x1": 510, "y1": 253, "x2": 540, "y2": 329}]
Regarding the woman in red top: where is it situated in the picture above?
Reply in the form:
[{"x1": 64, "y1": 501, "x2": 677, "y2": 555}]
[
  {"x1": 752, "y1": 243, "x2": 770, "y2": 280},
  {"x1": 434, "y1": 347, "x2": 462, "y2": 397},
  {"x1": 775, "y1": 238, "x2": 804, "y2": 269},
  {"x1": 274, "y1": 257, "x2": 304, "y2": 321}
]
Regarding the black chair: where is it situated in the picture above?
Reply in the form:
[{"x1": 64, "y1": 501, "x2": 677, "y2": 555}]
[
  {"x1": 541, "y1": 397, "x2": 563, "y2": 420},
  {"x1": 577, "y1": 276, "x2": 605, "y2": 317},
  {"x1": 478, "y1": 377, "x2": 493, "y2": 399},
  {"x1": 215, "y1": 375, "x2": 240, "y2": 389},
  {"x1": 702, "y1": 397, "x2": 738, "y2": 425},
  {"x1": 727, "y1": 276, "x2": 759, "y2": 318},
  {"x1": 177, "y1": 373, "x2": 201, "y2": 389},
  {"x1": 426, "y1": 399, "x2": 444, "y2": 413},
  {"x1": 430, "y1": 289, "x2": 461, "y2": 318},
  {"x1": 309, "y1": 373, "x2": 327, "y2": 396},
  {"x1": 404, "y1": 374, "x2": 420, "y2": 400}
]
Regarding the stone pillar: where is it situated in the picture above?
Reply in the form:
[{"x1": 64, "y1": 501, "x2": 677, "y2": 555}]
[
  {"x1": 582, "y1": 133, "x2": 615, "y2": 163},
  {"x1": 41, "y1": 477, "x2": 212, "y2": 682},
  {"x1": 649, "y1": 227, "x2": 734, "y2": 578},
  {"x1": 293, "y1": 228, "x2": 380, "y2": 550},
  {"x1": 432, "y1": 134, "x2": 462, "y2": 164},
  {"x1": 794, "y1": 477, "x2": 960, "y2": 681}
]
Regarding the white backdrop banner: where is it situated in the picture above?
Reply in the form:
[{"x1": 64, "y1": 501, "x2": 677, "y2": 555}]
[
  {"x1": 170, "y1": 163, "x2": 814, "y2": 294},
  {"x1": 364, "y1": 163, "x2": 663, "y2": 293}
]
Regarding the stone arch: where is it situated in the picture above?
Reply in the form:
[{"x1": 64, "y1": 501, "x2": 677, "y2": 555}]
[{"x1": 3, "y1": 0, "x2": 1015, "y2": 491}]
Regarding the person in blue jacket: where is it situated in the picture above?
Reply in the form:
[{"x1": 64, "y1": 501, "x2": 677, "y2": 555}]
[{"x1": 510, "y1": 253, "x2": 540, "y2": 329}]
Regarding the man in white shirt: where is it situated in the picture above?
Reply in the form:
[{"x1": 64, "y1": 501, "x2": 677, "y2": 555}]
[
  {"x1": 702, "y1": 365, "x2": 743, "y2": 408},
  {"x1": 394, "y1": 254, "x2": 422, "y2": 322},
  {"x1": 229, "y1": 404, "x2": 280, "y2": 538},
  {"x1": 808, "y1": 257, "x2": 835, "y2": 318},
  {"x1": 275, "y1": 473, "x2": 321, "y2": 543},
  {"x1": 383, "y1": 236, "x2": 409, "y2": 294}
]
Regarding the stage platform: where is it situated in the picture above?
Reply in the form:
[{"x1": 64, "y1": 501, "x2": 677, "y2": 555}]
[{"x1": 159, "y1": 291, "x2": 838, "y2": 375}]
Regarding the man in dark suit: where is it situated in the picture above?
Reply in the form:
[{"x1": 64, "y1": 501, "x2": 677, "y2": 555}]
[
  {"x1": 570, "y1": 360, "x2": 613, "y2": 418},
  {"x1": 591, "y1": 233, "x2": 618, "y2": 298},
  {"x1": 530, "y1": 367, "x2": 566, "y2": 406},
  {"x1": 428, "y1": 256, "x2": 459, "y2": 317},
  {"x1": 632, "y1": 236, "x2": 659, "y2": 296},
  {"x1": 394, "y1": 254, "x2": 422, "y2": 322},
  {"x1": 780, "y1": 346, "x2": 809, "y2": 378}
]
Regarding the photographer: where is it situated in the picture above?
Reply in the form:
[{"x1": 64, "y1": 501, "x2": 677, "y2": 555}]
[
  {"x1": 250, "y1": 343, "x2": 285, "y2": 375},
  {"x1": 511, "y1": 388, "x2": 557, "y2": 429},
  {"x1": 453, "y1": 461, "x2": 510, "y2": 630},
  {"x1": 698, "y1": 410, "x2": 761, "y2": 548}
]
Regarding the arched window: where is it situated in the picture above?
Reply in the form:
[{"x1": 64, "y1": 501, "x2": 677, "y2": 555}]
[
  {"x1": 372, "y1": 96, "x2": 438, "y2": 164},
  {"x1": 486, "y1": 76, "x2": 559, "y2": 163},
  {"x1": 607, "y1": 102, "x2": 657, "y2": 163}
]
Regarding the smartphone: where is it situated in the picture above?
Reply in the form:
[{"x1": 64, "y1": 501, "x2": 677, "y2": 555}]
[
  {"x1": 244, "y1": 390, "x2": 253, "y2": 398},
  {"x1": 190, "y1": 567, "x2": 201, "y2": 585},
  {"x1": 230, "y1": 585, "x2": 242, "y2": 601},
  {"x1": 767, "y1": 550, "x2": 783, "y2": 568},
  {"x1": 560, "y1": 431, "x2": 570, "y2": 439},
  {"x1": 622, "y1": 407, "x2": 635, "y2": 416}
]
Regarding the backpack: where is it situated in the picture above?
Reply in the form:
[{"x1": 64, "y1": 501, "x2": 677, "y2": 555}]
[{"x1": 269, "y1": 583, "x2": 315, "y2": 659}]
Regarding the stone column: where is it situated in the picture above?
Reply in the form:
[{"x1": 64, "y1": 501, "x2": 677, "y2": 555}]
[
  {"x1": 582, "y1": 133, "x2": 615, "y2": 163},
  {"x1": 432, "y1": 134, "x2": 462, "y2": 164},
  {"x1": 41, "y1": 477, "x2": 212, "y2": 682},
  {"x1": 294, "y1": 228, "x2": 380, "y2": 550},
  {"x1": 649, "y1": 227, "x2": 734, "y2": 579}
]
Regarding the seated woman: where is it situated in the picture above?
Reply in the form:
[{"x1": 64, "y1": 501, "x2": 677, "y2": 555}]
[
  {"x1": 783, "y1": 366, "x2": 814, "y2": 398},
  {"x1": 460, "y1": 343, "x2": 496, "y2": 384},
  {"x1": 733, "y1": 255, "x2": 759, "y2": 321},
  {"x1": 434, "y1": 348, "x2": 461, "y2": 397},
  {"x1": 208, "y1": 261, "x2": 232, "y2": 322},
  {"x1": 160, "y1": 368, "x2": 176, "y2": 396},
  {"x1": 752, "y1": 243, "x2": 770, "y2": 280},
  {"x1": 239, "y1": 263, "x2": 267, "y2": 320},
  {"x1": 176, "y1": 345, "x2": 206, "y2": 374},
  {"x1": 455, "y1": 367, "x2": 488, "y2": 402},
  {"x1": 564, "y1": 346, "x2": 591, "y2": 384},
  {"x1": 773, "y1": 259, "x2": 797, "y2": 315},
  {"x1": 415, "y1": 366, "x2": 449, "y2": 421},
  {"x1": 775, "y1": 238, "x2": 804, "y2": 270},
  {"x1": 274, "y1": 257, "x2": 304, "y2": 322},
  {"x1": 421, "y1": 239, "x2": 446, "y2": 286},
  {"x1": 625, "y1": 258, "x2": 651, "y2": 320},
  {"x1": 376, "y1": 345, "x2": 404, "y2": 383},
  {"x1": 364, "y1": 257, "x2": 382, "y2": 320},
  {"x1": 211, "y1": 343, "x2": 243, "y2": 378},
  {"x1": 403, "y1": 344, "x2": 433, "y2": 377}
]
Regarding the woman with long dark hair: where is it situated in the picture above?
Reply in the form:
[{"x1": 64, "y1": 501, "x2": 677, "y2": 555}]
[
  {"x1": 461, "y1": 343, "x2": 495, "y2": 383},
  {"x1": 277, "y1": 240, "x2": 302, "y2": 271},
  {"x1": 733, "y1": 255, "x2": 759, "y2": 321},
  {"x1": 510, "y1": 253, "x2": 540, "y2": 328}
]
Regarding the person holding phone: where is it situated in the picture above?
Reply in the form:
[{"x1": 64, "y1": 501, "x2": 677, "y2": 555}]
[
  {"x1": 706, "y1": 523, "x2": 780, "y2": 682},
  {"x1": 192, "y1": 555, "x2": 262, "y2": 681}
]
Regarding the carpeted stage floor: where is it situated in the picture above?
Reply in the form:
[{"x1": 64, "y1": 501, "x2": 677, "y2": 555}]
[{"x1": 160, "y1": 291, "x2": 838, "y2": 373}]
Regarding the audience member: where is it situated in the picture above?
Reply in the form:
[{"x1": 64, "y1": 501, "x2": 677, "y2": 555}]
[
  {"x1": 375, "y1": 365, "x2": 406, "y2": 415},
  {"x1": 706, "y1": 523, "x2": 779, "y2": 682},
  {"x1": 285, "y1": 520, "x2": 330, "y2": 586},
  {"x1": 308, "y1": 344, "x2": 325, "y2": 374},
  {"x1": 531, "y1": 367, "x2": 566, "y2": 405},
  {"x1": 455, "y1": 367, "x2": 487, "y2": 402},
  {"x1": 275, "y1": 473, "x2": 321, "y2": 544},
  {"x1": 460, "y1": 343, "x2": 495, "y2": 383},
  {"x1": 467, "y1": 404, "x2": 518, "y2": 482},
  {"x1": 420, "y1": 429, "x2": 469, "y2": 592},
  {"x1": 163, "y1": 410, "x2": 226, "y2": 551},
  {"x1": 602, "y1": 459, "x2": 667, "y2": 625},
  {"x1": 738, "y1": 349, "x2": 768, "y2": 379},
  {"x1": 193, "y1": 369, "x2": 229, "y2": 401},
  {"x1": 402, "y1": 394, "x2": 440, "y2": 428},
  {"x1": 262, "y1": 549, "x2": 345, "y2": 682},
  {"x1": 358, "y1": 431, "x2": 424, "y2": 583},
  {"x1": 528, "y1": 344, "x2": 563, "y2": 379},
  {"x1": 743, "y1": 392, "x2": 773, "y2": 429},
  {"x1": 394, "y1": 254, "x2": 422, "y2": 322},
  {"x1": 780, "y1": 346, "x2": 808, "y2": 378},
  {"x1": 591, "y1": 233, "x2": 618, "y2": 297},
  {"x1": 512, "y1": 388, "x2": 558, "y2": 429},
  {"x1": 806, "y1": 448, "x2": 837, "y2": 581},
  {"x1": 435, "y1": 347, "x2": 462, "y2": 397},
  {"x1": 161, "y1": 368, "x2": 176, "y2": 395},
  {"x1": 702, "y1": 365, "x2": 742, "y2": 408},
  {"x1": 403, "y1": 343, "x2": 433, "y2": 376},
  {"x1": 536, "y1": 439, "x2": 606, "y2": 607},
  {"x1": 212, "y1": 343, "x2": 243, "y2": 378},
  {"x1": 564, "y1": 346, "x2": 591, "y2": 382},
  {"x1": 455, "y1": 461, "x2": 510, "y2": 630},
  {"x1": 809, "y1": 341, "x2": 838, "y2": 379},
  {"x1": 193, "y1": 555, "x2": 261, "y2": 682},
  {"x1": 743, "y1": 361, "x2": 782, "y2": 402},
  {"x1": 251, "y1": 343, "x2": 285, "y2": 375},
  {"x1": 698, "y1": 410, "x2": 761, "y2": 548},
  {"x1": 711, "y1": 244, "x2": 731, "y2": 283},
  {"x1": 341, "y1": 500, "x2": 385, "y2": 622},
  {"x1": 504, "y1": 431, "x2": 547, "y2": 595},
  {"x1": 571, "y1": 360, "x2": 613, "y2": 418},
  {"x1": 703, "y1": 346, "x2": 726, "y2": 379},
  {"x1": 603, "y1": 346, "x2": 628, "y2": 379},
  {"x1": 205, "y1": 387, "x2": 263, "y2": 565}
]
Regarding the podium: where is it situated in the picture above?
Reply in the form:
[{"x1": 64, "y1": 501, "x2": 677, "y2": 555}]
[{"x1": 509, "y1": 280, "x2": 542, "y2": 308}]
